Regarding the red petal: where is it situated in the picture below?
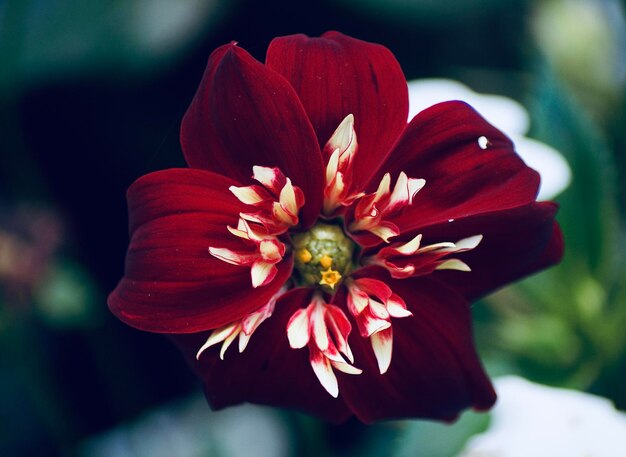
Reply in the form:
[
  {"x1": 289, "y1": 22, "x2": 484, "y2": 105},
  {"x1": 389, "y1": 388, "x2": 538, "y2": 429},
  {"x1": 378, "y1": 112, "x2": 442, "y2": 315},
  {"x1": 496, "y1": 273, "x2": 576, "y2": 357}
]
[
  {"x1": 370, "y1": 101, "x2": 540, "y2": 237},
  {"x1": 170, "y1": 288, "x2": 352, "y2": 423},
  {"x1": 430, "y1": 202, "x2": 564, "y2": 301},
  {"x1": 335, "y1": 276, "x2": 496, "y2": 423},
  {"x1": 180, "y1": 43, "x2": 324, "y2": 227},
  {"x1": 108, "y1": 169, "x2": 292, "y2": 333},
  {"x1": 266, "y1": 31, "x2": 408, "y2": 185}
]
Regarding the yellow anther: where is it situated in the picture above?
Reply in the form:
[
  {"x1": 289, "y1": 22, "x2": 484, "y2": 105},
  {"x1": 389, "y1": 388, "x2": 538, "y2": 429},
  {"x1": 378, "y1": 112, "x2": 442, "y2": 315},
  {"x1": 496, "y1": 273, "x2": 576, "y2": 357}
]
[
  {"x1": 319, "y1": 254, "x2": 333, "y2": 269},
  {"x1": 319, "y1": 268, "x2": 342, "y2": 289},
  {"x1": 297, "y1": 248, "x2": 312, "y2": 263}
]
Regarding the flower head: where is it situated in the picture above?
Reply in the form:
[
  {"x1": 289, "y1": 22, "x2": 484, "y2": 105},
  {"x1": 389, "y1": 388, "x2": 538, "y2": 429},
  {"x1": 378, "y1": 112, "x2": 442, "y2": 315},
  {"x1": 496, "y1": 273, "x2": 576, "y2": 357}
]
[{"x1": 108, "y1": 32, "x2": 563, "y2": 423}]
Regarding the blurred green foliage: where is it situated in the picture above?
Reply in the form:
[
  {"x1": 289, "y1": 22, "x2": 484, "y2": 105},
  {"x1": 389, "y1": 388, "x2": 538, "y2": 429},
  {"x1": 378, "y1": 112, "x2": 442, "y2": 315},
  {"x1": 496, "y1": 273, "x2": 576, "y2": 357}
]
[
  {"x1": 0, "y1": 0, "x2": 227, "y2": 92},
  {"x1": 476, "y1": 67, "x2": 626, "y2": 398},
  {"x1": 393, "y1": 412, "x2": 490, "y2": 457}
]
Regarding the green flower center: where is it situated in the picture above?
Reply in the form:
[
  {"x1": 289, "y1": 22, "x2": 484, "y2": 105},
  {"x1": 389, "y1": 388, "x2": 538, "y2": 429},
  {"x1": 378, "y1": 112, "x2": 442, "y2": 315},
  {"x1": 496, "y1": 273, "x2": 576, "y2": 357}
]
[{"x1": 291, "y1": 223, "x2": 355, "y2": 291}]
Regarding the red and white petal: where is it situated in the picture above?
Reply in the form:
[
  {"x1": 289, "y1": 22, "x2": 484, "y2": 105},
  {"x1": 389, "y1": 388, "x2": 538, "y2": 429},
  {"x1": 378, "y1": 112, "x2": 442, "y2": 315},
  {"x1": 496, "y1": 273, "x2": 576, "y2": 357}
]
[
  {"x1": 197, "y1": 288, "x2": 280, "y2": 358},
  {"x1": 348, "y1": 171, "x2": 423, "y2": 244},
  {"x1": 252, "y1": 165, "x2": 286, "y2": 194},
  {"x1": 287, "y1": 307, "x2": 311, "y2": 349},
  {"x1": 352, "y1": 278, "x2": 392, "y2": 301},
  {"x1": 367, "y1": 221, "x2": 400, "y2": 243},
  {"x1": 218, "y1": 328, "x2": 240, "y2": 360},
  {"x1": 310, "y1": 298, "x2": 330, "y2": 352},
  {"x1": 370, "y1": 327, "x2": 394, "y2": 374},
  {"x1": 196, "y1": 322, "x2": 239, "y2": 359},
  {"x1": 387, "y1": 294, "x2": 412, "y2": 318},
  {"x1": 180, "y1": 43, "x2": 324, "y2": 227},
  {"x1": 378, "y1": 101, "x2": 540, "y2": 234},
  {"x1": 108, "y1": 169, "x2": 292, "y2": 333},
  {"x1": 324, "y1": 113, "x2": 357, "y2": 162},
  {"x1": 387, "y1": 172, "x2": 425, "y2": 212},
  {"x1": 336, "y1": 276, "x2": 496, "y2": 423},
  {"x1": 346, "y1": 288, "x2": 370, "y2": 315},
  {"x1": 229, "y1": 185, "x2": 270, "y2": 205},
  {"x1": 451, "y1": 235, "x2": 483, "y2": 251},
  {"x1": 354, "y1": 310, "x2": 391, "y2": 338},
  {"x1": 170, "y1": 289, "x2": 352, "y2": 423},
  {"x1": 367, "y1": 298, "x2": 390, "y2": 320},
  {"x1": 321, "y1": 114, "x2": 365, "y2": 213},
  {"x1": 250, "y1": 261, "x2": 278, "y2": 288},
  {"x1": 373, "y1": 173, "x2": 391, "y2": 202},
  {"x1": 208, "y1": 247, "x2": 257, "y2": 266},
  {"x1": 231, "y1": 167, "x2": 304, "y2": 234},
  {"x1": 258, "y1": 239, "x2": 285, "y2": 262},
  {"x1": 266, "y1": 32, "x2": 408, "y2": 187},
  {"x1": 211, "y1": 218, "x2": 287, "y2": 289},
  {"x1": 331, "y1": 360, "x2": 363, "y2": 375},
  {"x1": 278, "y1": 178, "x2": 300, "y2": 216},
  {"x1": 387, "y1": 233, "x2": 423, "y2": 256},
  {"x1": 309, "y1": 345, "x2": 340, "y2": 398},
  {"x1": 365, "y1": 233, "x2": 483, "y2": 279},
  {"x1": 435, "y1": 259, "x2": 471, "y2": 271},
  {"x1": 432, "y1": 202, "x2": 563, "y2": 301},
  {"x1": 287, "y1": 294, "x2": 362, "y2": 396},
  {"x1": 240, "y1": 290, "x2": 279, "y2": 336},
  {"x1": 325, "y1": 304, "x2": 355, "y2": 363}
]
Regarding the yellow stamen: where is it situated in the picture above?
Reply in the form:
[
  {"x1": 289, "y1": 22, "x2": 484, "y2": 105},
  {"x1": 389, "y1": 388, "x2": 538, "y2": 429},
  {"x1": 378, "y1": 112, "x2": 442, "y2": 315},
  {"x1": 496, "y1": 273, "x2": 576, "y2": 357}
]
[
  {"x1": 297, "y1": 248, "x2": 312, "y2": 263},
  {"x1": 319, "y1": 268, "x2": 342, "y2": 289},
  {"x1": 319, "y1": 254, "x2": 333, "y2": 269}
]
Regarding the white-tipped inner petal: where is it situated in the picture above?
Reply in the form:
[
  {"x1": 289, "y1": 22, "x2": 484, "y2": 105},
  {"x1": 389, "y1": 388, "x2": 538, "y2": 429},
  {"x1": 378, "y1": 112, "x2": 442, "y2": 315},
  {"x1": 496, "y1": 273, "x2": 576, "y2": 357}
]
[
  {"x1": 395, "y1": 234, "x2": 423, "y2": 254},
  {"x1": 387, "y1": 297, "x2": 412, "y2": 318},
  {"x1": 229, "y1": 185, "x2": 265, "y2": 205},
  {"x1": 196, "y1": 323, "x2": 237, "y2": 359},
  {"x1": 407, "y1": 178, "x2": 426, "y2": 203},
  {"x1": 436, "y1": 258, "x2": 472, "y2": 271},
  {"x1": 326, "y1": 148, "x2": 340, "y2": 184},
  {"x1": 259, "y1": 239, "x2": 283, "y2": 262},
  {"x1": 388, "y1": 171, "x2": 409, "y2": 208},
  {"x1": 328, "y1": 114, "x2": 355, "y2": 153},
  {"x1": 219, "y1": 328, "x2": 240, "y2": 360},
  {"x1": 369, "y1": 223, "x2": 399, "y2": 243},
  {"x1": 287, "y1": 308, "x2": 311, "y2": 349},
  {"x1": 311, "y1": 304, "x2": 330, "y2": 351},
  {"x1": 454, "y1": 234, "x2": 483, "y2": 251},
  {"x1": 279, "y1": 178, "x2": 298, "y2": 215},
  {"x1": 371, "y1": 330, "x2": 393, "y2": 374},
  {"x1": 250, "y1": 261, "x2": 276, "y2": 288},
  {"x1": 331, "y1": 360, "x2": 362, "y2": 375},
  {"x1": 252, "y1": 165, "x2": 279, "y2": 191},
  {"x1": 374, "y1": 173, "x2": 391, "y2": 202},
  {"x1": 310, "y1": 353, "x2": 339, "y2": 398},
  {"x1": 209, "y1": 247, "x2": 261, "y2": 266}
]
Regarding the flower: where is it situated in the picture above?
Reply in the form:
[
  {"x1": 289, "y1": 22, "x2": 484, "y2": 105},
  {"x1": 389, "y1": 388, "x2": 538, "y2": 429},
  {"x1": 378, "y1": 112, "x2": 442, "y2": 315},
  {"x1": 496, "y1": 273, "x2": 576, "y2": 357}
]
[
  {"x1": 459, "y1": 376, "x2": 626, "y2": 457},
  {"x1": 108, "y1": 32, "x2": 563, "y2": 423},
  {"x1": 407, "y1": 78, "x2": 572, "y2": 201}
]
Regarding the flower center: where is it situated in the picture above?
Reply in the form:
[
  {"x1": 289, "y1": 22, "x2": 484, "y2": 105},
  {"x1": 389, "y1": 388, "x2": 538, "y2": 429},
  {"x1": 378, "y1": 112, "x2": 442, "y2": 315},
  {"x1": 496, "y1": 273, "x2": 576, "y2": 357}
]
[{"x1": 292, "y1": 223, "x2": 355, "y2": 291}]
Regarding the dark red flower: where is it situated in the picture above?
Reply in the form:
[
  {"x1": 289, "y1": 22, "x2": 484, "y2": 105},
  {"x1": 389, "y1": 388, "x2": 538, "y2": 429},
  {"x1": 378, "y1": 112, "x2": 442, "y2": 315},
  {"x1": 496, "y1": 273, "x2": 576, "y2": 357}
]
[{"x1": 108, "y1": 32, "x2": 563, "y2": 423}]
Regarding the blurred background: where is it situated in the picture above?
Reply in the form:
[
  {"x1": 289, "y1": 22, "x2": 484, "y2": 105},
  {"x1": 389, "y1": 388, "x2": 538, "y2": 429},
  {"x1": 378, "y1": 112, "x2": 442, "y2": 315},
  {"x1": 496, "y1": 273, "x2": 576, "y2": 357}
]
[{"x1": 0, "y1": 0, "x2": 625, "y2": 456}]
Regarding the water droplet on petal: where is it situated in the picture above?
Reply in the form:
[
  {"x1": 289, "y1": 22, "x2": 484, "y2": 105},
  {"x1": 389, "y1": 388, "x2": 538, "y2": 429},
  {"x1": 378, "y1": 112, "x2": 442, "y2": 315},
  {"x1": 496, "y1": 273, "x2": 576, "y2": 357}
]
[
  {"x1": 478, "y1": 136, "x2": 490, "y2": 149},
  {"x1": 448, "y1": 218, "x2": 455, "y2": 223}
]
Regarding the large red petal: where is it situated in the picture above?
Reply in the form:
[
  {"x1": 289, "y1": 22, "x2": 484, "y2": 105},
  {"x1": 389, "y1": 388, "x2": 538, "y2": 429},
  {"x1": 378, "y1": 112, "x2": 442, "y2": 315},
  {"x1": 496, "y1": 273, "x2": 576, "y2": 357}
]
[
  {"x1": 361, "y1": 101, "x2": 540, "y2": 242},
  {"x1": 108, "y1": 169, "x2": 292, "y2": 333},
  {"x1": 170, "y1": 288, "x2": 352, "y2": 423},
  {"x1": 335, "y1": 275, "x2": 496, "y2": 423},
  {"x1": 429, "y1": 202, "x2": 564, "y2": 301},
  {"x1": 180, "y1": 43, "x2": 324, "y2": 227},
  {"x1": 266, "y1": 31, "x2": 408, "y2": 185}
]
